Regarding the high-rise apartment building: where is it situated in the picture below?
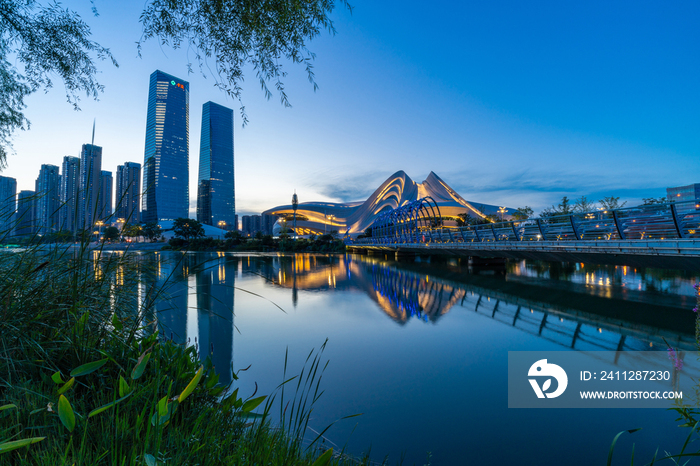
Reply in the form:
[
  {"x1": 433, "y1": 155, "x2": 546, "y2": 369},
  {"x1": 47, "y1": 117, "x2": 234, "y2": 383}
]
[
  {"x1": 99, "y1": 170, "x2": 113, "y2": 220},
  {"x1": 15, "y1": 190, "x2": 36, "y2": 237},
  {"x1": 242, "y1": 215, "x2": 262, "y2": 237},
  {"x1": 60, "y1": 156, "x2": 80, "y2": 233},
  {"x1": 78, "y1": 143, "x2": 102, "y2": 230},
  {"x1": 0, "y1": 175, "x2": 17, "y2": 236},
  {"x1": 34, "y1": 164, "x2": 60, "y2": 234},
  {"x1": 142, "y1": 70, "x2": 189, "y2": 223},
  {"x1": 197, "y1": 101, "x2": 235, "y2": 228},
  {"x1": 115, "y1": 162, "x2": 141, "y2": 223},
  {"x1": 261, "y1": 214, "x2": 277, "y2": 236}
]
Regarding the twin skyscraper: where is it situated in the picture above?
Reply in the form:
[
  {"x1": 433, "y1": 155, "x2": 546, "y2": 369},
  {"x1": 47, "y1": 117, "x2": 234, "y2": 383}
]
[{"x1": 143, "y1": 70, "x2": 235, "y2": 228}]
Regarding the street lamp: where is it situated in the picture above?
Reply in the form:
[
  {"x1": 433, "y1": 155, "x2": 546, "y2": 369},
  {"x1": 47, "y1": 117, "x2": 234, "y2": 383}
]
[
  {"x1": 95, "y1": 220, "x2": 104, "y2": 241},
  {"x1": 498, "y1": 207, "x2": 507, "y2": 222},
  {"x1": 116, "y1": 218, "x2": 125, "y2": 242}
]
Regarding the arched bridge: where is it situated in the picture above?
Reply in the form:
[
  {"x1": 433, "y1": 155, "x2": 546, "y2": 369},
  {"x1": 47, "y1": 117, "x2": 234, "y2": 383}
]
[{"x1": 349, "y1": 198, "x2": 700, "y2": 270}]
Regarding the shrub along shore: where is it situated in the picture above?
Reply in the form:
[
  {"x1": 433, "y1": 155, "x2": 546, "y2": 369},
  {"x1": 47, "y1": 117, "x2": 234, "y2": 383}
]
[{"x1": 163, "y1": 232, "x2": 346, "y2": 253}]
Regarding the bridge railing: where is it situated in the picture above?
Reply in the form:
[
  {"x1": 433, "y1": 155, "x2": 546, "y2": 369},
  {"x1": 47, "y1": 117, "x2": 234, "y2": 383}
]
[{"x1": 357, "y1": 198, "x2": 700, "y2": 245}]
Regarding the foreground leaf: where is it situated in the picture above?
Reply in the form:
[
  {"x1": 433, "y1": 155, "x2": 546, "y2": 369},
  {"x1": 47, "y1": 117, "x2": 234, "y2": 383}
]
[
  {"x1": 241, "y1": 396, "x2": 266, "y2": 413},
  {"x1": 58, "y1": 395, "x2": 76, "y2": 432},
  {"x1": 131, "y1": 352, "x2": 151, "y2": 380},
  {"x1": 88, "y1": 393, "x2": 131, "y2": 418},
  {"x1": 311, "y1": 448, "x2": 333, "y2": 466},
  {"x1": 178, "y1": 366, "x2": 204, "y2": 403},
  {"x1": 0, "y1": 437, "x2": 45, "y2": 454},
  {"x1": 70, "y1": 358, "x2": 108, "y2": 377},
  {"x1": 51, "y1": 371, "x2": 64, "y2": 384},
  {"x1": 151, "y1": 397, "x2": 177, "y2": 427},
  {"x1": 118, "y1": 375, "x2": 130, "y2": 398},
  {"x1": 57, "y1": 377, "x2": 75, "y2": 395}
]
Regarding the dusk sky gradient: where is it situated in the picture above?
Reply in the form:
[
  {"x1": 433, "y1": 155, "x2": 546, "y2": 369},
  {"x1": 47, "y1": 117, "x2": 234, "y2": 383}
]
[{"x1": 3, "y1": 0, "x2": 699, "y2": 216}]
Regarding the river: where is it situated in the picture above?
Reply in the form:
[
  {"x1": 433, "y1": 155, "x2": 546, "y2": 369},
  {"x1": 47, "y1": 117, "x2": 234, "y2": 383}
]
[{"x1": 128, "y1": 251, "x2": 700, "y2": 465}]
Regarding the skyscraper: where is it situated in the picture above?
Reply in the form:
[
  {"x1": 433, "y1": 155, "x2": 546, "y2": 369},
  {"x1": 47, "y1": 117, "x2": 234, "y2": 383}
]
[
  {"x1": 79, "y1": 143, "x2": 102, "y2": 230},
  {"x1": 35, "y1": 164, "x2": 60, "y2": 234},
  {"x1": 99, "y1": 170, "x2": 113, "y2": 220},
  {"x1": 60, "y1": 156, "x2": 80, "y2": 233},
  {"x1": 197, "y1": 101, "x2": 235, "y2": 228},
  {"x1": 142, "y1": 70, "x2": 189, "y2": 223},
  {"x1": 0, "y1": 175, "x2": 17, "y2": 236},
  {"x1": 15, "y1": 190, "x2": 36, "y2": 237},
  {"x1": 115, "y1": 162, "x2": 141, "y2": 223}
]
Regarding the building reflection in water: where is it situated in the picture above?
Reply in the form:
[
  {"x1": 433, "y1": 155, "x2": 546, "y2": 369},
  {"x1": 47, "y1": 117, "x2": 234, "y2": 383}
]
[
  {"x1": 261, "y1": 253, "x2": 696, "y2": 352},
  {"x1": 118, "y1": 252, "x2": 696, "y2": 384},
  {"x1": 129, "y1": 252, "x2": 236, "y2": 386},
  {"x1": 194, "y1": 252, "x2": 235, "y2": 386}
]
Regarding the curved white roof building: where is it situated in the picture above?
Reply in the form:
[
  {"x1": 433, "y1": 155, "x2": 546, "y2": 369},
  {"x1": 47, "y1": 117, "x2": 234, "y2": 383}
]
[{"x1": 263, "y1": 171, "x2": 512, "y2": 237}]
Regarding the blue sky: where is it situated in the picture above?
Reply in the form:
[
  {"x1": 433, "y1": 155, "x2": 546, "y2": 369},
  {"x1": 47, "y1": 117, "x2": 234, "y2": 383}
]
[{"x1": 3, "y1": 0, "x2": 699, "y2": 215}]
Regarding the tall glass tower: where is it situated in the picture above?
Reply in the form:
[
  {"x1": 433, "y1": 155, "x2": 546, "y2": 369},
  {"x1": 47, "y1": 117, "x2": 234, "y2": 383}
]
[
  {"x1": 60, "y1": 156, "x2": 80, "y2": 233},
  {"x1": 196, "y1": 101, "x2": 234, "y2": 228},
  {"x1": 142, "y1": 70, "x2": 189, "y2": 223},
  {"x1": 79, "y1": 143, "x2": 102, "y2": 231}
]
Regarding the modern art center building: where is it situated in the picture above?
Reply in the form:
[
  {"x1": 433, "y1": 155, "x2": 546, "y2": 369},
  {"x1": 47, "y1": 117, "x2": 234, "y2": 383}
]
[
  {"x1": 263, "y1": 171, "x2": 510, "y2": 237},
  {"x1": 142, "y1": 70, "x2": 190, "y2": 223}
]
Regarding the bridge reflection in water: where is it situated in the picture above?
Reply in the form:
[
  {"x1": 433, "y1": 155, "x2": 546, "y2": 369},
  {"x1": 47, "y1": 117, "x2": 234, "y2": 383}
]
[{"x1": 260, "y1": 253, "x2": 696, "y2": 352}]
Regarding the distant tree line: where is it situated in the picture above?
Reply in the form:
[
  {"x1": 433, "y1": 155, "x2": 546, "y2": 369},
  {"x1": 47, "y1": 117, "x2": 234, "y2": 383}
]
[
  {"x1": 508, "y1": 194, "x2": 672, "y2": 222},
  {"x1": 164, "y1": 218, "x2": 345, "y2": 253}
]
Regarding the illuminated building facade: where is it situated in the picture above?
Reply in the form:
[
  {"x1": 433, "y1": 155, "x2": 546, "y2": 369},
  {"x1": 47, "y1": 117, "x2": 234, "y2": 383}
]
[
  {"x1": 264, "y1": 171, "x2": 509, "y2": 237},
  {"x1": 197, "y1": 101, "x2": 235, "y2": 228},
  {"x1": 78, "y1": 143, "x2": 102, "y2": 230},
  {"x1": 115, "y1": 162, "x2": 141, "y2": 223},
  {"x1": 142, "y1": 70, "x2": 189, "y2": 223}
]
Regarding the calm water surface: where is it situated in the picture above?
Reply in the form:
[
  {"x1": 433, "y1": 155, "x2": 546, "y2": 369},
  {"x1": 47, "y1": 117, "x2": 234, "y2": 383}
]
[{"x1": 135, "y1": 252, "x2": 700, "y2": 465}]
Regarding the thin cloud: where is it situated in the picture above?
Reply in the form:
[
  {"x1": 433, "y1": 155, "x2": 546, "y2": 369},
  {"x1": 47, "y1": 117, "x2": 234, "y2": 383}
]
[{"x1": 305, "y1": 169, "x2": 390, "y2": 203}]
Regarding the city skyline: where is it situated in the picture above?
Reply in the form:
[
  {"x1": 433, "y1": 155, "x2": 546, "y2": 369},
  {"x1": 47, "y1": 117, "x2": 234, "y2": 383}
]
[{"x1": 0, "y1": 1, "x2": 698, "y2": 216}]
